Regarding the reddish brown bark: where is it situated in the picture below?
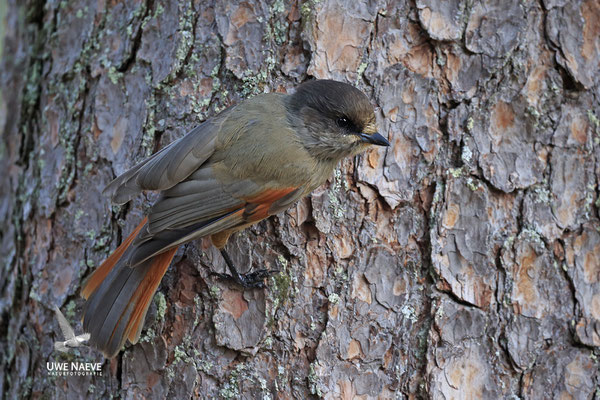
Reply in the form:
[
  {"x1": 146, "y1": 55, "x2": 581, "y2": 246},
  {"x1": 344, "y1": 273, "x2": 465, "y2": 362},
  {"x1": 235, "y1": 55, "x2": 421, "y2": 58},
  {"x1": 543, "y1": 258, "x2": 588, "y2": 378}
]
[{"x1": 1, "y1": 0, "x2": 599, "y2": 398}]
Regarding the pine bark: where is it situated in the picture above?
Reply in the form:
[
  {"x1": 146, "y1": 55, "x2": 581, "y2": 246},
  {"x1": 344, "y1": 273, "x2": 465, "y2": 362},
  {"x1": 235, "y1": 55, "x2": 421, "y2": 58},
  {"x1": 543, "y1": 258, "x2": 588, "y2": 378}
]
[{"x1": 1, "y1": 0, "x2": 599, "y2": 398}]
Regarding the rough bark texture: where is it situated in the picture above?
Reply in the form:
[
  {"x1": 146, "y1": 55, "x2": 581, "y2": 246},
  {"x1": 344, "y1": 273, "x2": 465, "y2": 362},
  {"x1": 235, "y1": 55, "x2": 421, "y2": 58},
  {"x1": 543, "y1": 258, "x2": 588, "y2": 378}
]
[{"x1": 1, "y1": 0, "x2": 599, "y2": 399}]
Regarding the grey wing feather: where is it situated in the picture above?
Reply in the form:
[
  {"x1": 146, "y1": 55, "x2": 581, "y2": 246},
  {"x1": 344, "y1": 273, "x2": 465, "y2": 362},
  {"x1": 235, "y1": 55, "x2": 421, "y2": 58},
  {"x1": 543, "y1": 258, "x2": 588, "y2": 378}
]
[
  {"x1": 128, "y1": 208, "x2": 247, "y2": 267},
  {"x1": 146, "y1": 167, "x2": 260, "y2": 234},
  {"x1": 103, "y1": 122, "x2": 219, "y2": 205},
  {"x1": 129, "y1": 183, "x2": 304, "y2": 267},
  {"x1": 54, "y1": 305, "x2": 75, "y2": 340}
]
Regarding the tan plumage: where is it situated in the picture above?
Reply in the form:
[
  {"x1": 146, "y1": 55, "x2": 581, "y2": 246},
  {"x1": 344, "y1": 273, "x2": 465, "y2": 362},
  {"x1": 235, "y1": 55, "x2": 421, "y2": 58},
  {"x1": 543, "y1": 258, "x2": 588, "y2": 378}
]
[{"x1": 81, "y1": 79, "x2": 390, "y2": 358}]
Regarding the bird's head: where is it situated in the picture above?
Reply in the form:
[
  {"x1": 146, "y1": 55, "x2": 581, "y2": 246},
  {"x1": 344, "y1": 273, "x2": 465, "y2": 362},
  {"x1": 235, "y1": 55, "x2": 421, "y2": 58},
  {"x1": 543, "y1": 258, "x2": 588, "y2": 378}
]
[{"x1": 287, "y1": 79, "x2": 390, "y2": 161}]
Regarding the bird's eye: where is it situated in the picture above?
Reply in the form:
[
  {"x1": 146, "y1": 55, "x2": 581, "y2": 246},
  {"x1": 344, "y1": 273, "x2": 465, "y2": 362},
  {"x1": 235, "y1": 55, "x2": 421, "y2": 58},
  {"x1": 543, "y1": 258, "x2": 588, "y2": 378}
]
[{"x1": 336, "y1": 117, "x2": 351, "y2": 129}]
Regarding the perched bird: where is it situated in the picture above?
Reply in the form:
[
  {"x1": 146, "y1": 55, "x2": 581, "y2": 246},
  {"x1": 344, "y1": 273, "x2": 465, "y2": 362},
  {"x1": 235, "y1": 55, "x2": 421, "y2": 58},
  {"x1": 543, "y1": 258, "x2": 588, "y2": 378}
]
[
  {"x1": 81, "y1": 79, "x2": 390, "y2": 358},
  {"x1": 53, "y1": 305, "x2": 90, "y2": 352}
]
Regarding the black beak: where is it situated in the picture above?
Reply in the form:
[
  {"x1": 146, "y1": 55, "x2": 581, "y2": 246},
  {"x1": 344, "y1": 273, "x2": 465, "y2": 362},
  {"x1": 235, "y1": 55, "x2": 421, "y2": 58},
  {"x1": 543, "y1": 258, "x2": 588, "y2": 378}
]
[{"x1": 359, "y1": 132, "x2": 390, "y2": 146}]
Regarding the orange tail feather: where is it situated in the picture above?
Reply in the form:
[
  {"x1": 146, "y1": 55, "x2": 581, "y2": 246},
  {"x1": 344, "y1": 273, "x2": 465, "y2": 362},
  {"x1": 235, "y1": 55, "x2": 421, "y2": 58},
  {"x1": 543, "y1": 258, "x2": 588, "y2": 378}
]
[
  {"x1": 81, "y1": 217, "x2": 148, "y2": 299},
  {"x1": 124, "y1": 248, "x2": 176, "y2": 344},
  {"x1": 81, "y1": 217, "x2": 177, "y2": 358}
]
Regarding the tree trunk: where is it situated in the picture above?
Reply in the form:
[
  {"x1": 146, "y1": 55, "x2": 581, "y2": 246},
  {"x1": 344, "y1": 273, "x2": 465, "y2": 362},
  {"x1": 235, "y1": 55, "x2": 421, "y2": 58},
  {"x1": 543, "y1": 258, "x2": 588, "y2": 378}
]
[{"x1": 1, "y1": 0, "x2": 599, "y2": 398}]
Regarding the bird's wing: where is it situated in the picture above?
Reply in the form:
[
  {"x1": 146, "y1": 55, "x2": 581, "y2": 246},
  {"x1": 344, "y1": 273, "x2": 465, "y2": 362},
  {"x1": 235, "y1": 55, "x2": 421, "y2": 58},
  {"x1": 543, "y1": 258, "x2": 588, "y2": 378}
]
[
  {"x1": 145, "y1": 166, "x2": 250, "y2": 234},
  {"x1": 77, "y1": 333, "x2": 91, "y2": 342},
  {"x1": 53, "y1": 306, "x2": 75, "y2": 340},
  {"x1": 103, "y1": 117, "x2": 225, "y2": 205},
  {"x1": 124, "y1": 165, "x2": 306, "y2": 266}
]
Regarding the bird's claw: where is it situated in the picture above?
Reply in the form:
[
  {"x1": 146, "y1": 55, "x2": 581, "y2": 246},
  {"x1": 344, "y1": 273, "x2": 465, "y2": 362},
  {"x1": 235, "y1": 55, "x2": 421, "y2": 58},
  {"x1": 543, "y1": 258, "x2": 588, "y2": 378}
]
[{"x1": 213, "y1": 268, "x2": 280, "y2": 289}]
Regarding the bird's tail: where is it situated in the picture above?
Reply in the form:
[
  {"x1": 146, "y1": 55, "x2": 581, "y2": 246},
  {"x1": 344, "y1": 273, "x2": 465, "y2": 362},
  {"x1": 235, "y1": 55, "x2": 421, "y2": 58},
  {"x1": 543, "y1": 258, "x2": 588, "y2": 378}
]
[{"x1": 81, "y1": 217, "x2": 176, "y2": 358}]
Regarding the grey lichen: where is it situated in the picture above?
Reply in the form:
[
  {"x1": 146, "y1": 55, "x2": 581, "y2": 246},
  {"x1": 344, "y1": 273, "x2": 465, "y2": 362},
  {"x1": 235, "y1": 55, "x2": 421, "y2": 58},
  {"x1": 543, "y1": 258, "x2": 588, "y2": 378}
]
[
  {"x1": 193, "y1": 294, "x2": 201, "y2": 328},
  {"x1": 267, "y1": 254, "x2": 294, "y2": 326},
  {"x1": 466, "y1": 117, "x2": 475, "y2": 132},
  {"x1": 531, "y1": 184, "x2": 552, "y2": 204},
  {"x1": 448, "y1": 167, "x2": 464, "y2": 178},
  {"x1": 327, "y1": 293, "x2": 340, "y2": 304},
  {"x1": 198, "y1": 360, "x2": 213, "y2": 374},
  {"x1": 107, "y1": 66, "x2": 122, "y2": 85},
  {"x1": 400, "y1": 303, "x2": 418, "y2": 323},
  {"x1": 219, "y1": 363, "x2": 246, "y2": 399},
  {"x1": 466, "y1": 177, "x2": 481, "y2": 192},
  {"x1": 300, "y1": 0, "x2": 321, "y2": 20},
  {"x1": 154, "y1": 291, "x2": 167, "y2": 322},
  {"x1": 307, "y1": 361, "x2": 323, "y2": 396},
  {"x1": 141, "y1": 94, "x2": 157, "y2": 157},
  {"x1": 461, "y1": 145, "x2": 472, "y2": 164},
  {"x1": 327, "y1": 168, "x2": 346, "y2": 219},
  {"x1": 168, "y1": 4, "x2": 195, "y2": 83},
  {"x1": 356, "y1": 61, "x2": 368, "y2": 84},
  {"x1": 209, "y1": 285, "x2": 221, "y2": 299},
  {"x1": 65, "y1": 300, "x2": 77, "y2": 320},
  {"x1": 266, "y1": 0, "x2": 287, "y2": 45},
  {"x1": 139, "y1": 327, "x2": 156, "y2": 343},
  {"x1": 173, "y1": 345, "x2": 187, "y2": 363}
]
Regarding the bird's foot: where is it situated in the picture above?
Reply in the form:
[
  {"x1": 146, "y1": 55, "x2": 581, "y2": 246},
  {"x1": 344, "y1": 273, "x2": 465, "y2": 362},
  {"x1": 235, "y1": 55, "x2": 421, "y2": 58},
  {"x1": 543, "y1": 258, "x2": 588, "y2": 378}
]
[
  {"x1": 217, "y1": 249, "x2": 279, "y2": 288},
  {"x1": 213, "y1": 268, "x2": 279, "y2": 289}
]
